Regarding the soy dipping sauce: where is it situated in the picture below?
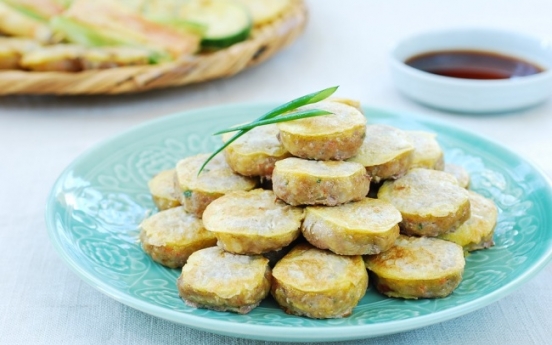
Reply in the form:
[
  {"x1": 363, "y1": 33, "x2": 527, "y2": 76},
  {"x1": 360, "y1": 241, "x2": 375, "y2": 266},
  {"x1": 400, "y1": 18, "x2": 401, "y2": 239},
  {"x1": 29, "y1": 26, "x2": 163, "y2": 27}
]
[{"x1": 405, "y1": 50, "x2": 544, "y2": 80}]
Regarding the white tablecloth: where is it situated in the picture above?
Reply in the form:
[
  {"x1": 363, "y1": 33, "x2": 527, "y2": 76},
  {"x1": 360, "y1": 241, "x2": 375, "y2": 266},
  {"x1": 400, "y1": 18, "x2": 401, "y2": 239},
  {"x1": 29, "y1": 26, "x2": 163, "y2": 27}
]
[{"x1": 1, "y1": 1, "x2": 551, "y2": 344}]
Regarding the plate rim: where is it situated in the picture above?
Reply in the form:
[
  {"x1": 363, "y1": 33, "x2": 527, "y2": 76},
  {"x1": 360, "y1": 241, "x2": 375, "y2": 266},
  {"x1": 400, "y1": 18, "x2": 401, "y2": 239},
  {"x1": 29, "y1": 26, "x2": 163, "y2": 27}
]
[{"x1": 45, "y1": 102, "x2": 552, "y2": 342}]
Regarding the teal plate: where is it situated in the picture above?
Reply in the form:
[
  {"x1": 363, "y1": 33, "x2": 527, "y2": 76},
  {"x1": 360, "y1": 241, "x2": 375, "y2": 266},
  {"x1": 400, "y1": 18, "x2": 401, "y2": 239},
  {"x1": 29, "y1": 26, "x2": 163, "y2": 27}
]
[{"x1": 46, "y1": 104, "x2": 552, "y2": 342}]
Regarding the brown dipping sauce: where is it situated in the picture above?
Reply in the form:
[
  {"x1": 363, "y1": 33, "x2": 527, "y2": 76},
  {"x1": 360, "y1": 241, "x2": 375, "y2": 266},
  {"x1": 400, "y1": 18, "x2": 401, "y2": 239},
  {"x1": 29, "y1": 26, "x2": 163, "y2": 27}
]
[{"x1": 405, "y1": 50, "x2": 544, "y2": 79}]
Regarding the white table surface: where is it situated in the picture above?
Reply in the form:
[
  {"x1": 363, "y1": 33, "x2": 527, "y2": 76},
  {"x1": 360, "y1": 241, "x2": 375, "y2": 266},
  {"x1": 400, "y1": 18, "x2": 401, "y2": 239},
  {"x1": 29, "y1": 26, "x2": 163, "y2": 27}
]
[{"x1": 1, "y1": 1, "x2": 551, "y2": 344}]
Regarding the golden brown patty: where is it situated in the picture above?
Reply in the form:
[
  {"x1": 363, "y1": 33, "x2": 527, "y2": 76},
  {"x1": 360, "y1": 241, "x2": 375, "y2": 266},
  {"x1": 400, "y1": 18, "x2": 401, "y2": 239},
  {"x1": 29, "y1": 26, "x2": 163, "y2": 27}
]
[
  {"x1": 439, "y1": 190, "x2": 497, "y2": 251},
  {"x1": 272, "y1": 157, "x2": 370, "y2": 206},
  {"x1": 405, "y1": 131, "x2": 445, "y2": 170},
  {"x1": 377, "y1": 168, "x2": 470, "y2": 236},
  {"x1": 271, "y1": 243, "x2": 368, "y2": 318},
  {"x1": 444, "y1": 163, "x2": 471, "y2": 189},
  {"x1": 202, "y1": 189, "x2": 304, "y2": 254},
  {"x1": 347, "y1": 124, "x2": 414, "y2": 183},
  {"x1": 139, "y1": 206, "x2": 217, "y2": 268},
  {"x1": 277, "y1": 101, "x2": 366, "y2": 160},
  {"x1": 148, "y1": 169, "x2": 181, "y2": 210},
  {"x1": 175, "y1": 153, "x2": 257, "y2": 217},
  {"x1": 302, "y1": 198, "x2": 401, "y2": 255},
  {"x1": 222, "y1": 124, "x2": 290, "y2": 178},
  {"x1": 177, "y1": 247, "x2": 271, "y2": 314},
  {"x1": 365, "y1": 235, "x2": 465, "y2": 299}
]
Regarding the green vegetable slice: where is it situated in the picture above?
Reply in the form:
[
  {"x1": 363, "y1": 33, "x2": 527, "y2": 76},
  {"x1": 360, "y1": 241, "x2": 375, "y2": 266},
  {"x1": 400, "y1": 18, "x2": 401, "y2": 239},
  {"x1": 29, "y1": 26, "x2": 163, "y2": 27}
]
[
  {"x1": 50, "y1": 16, "x2": 171, "y2": 64},
  {"x1": 197, "y1": 86, "x2": 339, "y2": 175}
]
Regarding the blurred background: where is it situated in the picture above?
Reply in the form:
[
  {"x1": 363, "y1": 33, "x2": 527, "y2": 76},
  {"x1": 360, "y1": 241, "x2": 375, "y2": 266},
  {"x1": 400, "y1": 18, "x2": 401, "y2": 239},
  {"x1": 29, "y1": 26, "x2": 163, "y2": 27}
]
[{"x1": 0, "y1": 1, "x2": 551, "y2": 345}]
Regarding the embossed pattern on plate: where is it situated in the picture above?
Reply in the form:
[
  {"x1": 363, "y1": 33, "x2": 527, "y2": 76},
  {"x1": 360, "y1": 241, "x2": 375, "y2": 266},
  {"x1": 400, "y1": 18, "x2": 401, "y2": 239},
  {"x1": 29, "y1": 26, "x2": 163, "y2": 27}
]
[{"x1": 46, "y1": 104, "x2": 552, "y2": 342}]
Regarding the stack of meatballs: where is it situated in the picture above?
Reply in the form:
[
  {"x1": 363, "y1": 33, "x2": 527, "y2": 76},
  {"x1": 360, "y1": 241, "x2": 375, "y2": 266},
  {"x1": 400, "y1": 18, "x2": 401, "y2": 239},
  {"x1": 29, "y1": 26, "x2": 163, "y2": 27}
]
[{"x1": 140, "y1": 98, "x2": 498, "y2": 319}]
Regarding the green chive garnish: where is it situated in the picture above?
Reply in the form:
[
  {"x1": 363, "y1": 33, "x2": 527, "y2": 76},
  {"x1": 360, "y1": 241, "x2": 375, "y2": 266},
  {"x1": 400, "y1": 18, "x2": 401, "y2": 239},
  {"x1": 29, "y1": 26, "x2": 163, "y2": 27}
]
[
  {"x1": 197, "y1": 86, "x2": 339, "y2": 175},
  {"x1": 213, "y1": 109, "x2": 332, "y2": 135}
]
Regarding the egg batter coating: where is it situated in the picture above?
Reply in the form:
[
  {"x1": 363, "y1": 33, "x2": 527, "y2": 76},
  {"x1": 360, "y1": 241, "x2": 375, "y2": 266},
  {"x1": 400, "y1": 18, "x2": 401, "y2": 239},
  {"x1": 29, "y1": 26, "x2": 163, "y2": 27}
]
[
  {"x1": 177, "y1": 247, "x2": 271, "y2": 314},
  {"x1": 377, "y1": 168, "x2": 470, "y2": 236},
  {"x1": 326, "y1": 97, "x2": 363, "y2": 112},
  {"x1": 439, "y1": 190, "x2": 497, "y2": 251},
  {"x1": 277, "y1": 101, "x2": 366, "y2": 160},
  {"x1": 222, "y1": 124, "x2": 290, "y2": 178},
  {"x1": 272, "y1": 157, "x2": 370, "y2": 206},
  {"x1": 0, "y1": 2, "x2": 54, "y2": 42},
  {"x1": 19, "y1": 44, "x2": 84, "y2": 72},
  {"x1": 81, "y1": 46, "x2": 150, "y2": 69},
  {"x1": 348, "y1": 124, "x2": 414, "y2": 183},
  {"x1": 271, "y1": 243, "x2": 368, "y2": 319},
  {"x1": 148, "y1": 169, "x2": 181, "y2": 210},
  {"x1": 365, "y1": 235, "x2": 465, "y2": 299},
  {"x1": 0, "y1": 37, "x2": 40, "y2": 70},
  {"x1": 175, "y1": 153, "x2": 257, "y2": 217},
  {"x1": 405, "y1": 131, "x2": 445, "y2": 170},
  {"x1": 444, "y1": 163, "x2": 471, "y2": 189},
  {"x1": 202, "y1": 189, "x2": 304, "y2": 254},
  {"x1": 302, "y1": 198, "x2": 401, "y2": 255},
  {"x1": 139, "y1": 206, "x2": 217, "y2": 268}
]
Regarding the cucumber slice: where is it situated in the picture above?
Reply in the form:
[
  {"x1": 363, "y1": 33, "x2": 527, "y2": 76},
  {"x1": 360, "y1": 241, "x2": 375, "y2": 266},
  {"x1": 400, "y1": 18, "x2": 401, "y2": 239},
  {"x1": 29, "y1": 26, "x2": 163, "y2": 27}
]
[{"x1": 180, "y1": 0, "x2": 252, "y2": 49}]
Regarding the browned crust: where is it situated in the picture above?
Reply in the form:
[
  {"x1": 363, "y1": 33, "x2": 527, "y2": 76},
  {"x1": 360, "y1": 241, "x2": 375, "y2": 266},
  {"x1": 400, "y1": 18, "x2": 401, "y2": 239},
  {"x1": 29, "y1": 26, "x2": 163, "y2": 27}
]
[
  {"x1": 463, "y1": 231, "x2": 495, "y2": 252},
  {"x1": 271, "y1": 279, "x2": 365, "y2": 318},
  {"x1": 369, "y1": 271, "x2": 463, "y2": 299},
  {"x1": 223, "y1": 149, "x2": 291, "y2": 178},
  {"x1": 302, "y1": 221, "x2": 399, "y2": 255},
  {"x1": 179, "y1": 189, "x2": 222, "y2": 218},
  {"x1": 139, "y1": 230, "x2": 217, "y2": 268},
  {"x1": 278, "y1": 125, "x2": 365, "y2": 161},
  {"x1": 272, "y1": 168, "x2": 370, "y2": 206},
  {"x1": 0, "y1": 54, "x2": 20, "y2": 70},
  {"x1": 177, "y1": 264, "x2": 271, "y2": 314},
  {"x1": 400, "y1": 198, "x2": 471, "y2": 237},
  {"x1": 151, "y1": 194, "x2": 181, "y2": 211},
  {"x1": 215, "y1": 229, "x2": 300, "y2": 255},
  {"x1": 365, "y1": 149, "x2": 413, "y2": 183},
  {"x1": 271, "y1": 259, "x2": 367, "y2": 318}
]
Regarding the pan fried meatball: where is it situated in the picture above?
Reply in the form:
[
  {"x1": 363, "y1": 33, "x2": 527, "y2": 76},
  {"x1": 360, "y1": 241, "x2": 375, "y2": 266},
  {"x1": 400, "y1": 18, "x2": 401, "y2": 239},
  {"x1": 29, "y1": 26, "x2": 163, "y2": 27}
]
[
  {"x1": 348, "y1": 124, "x2": 414, "y2": 183},
  {"x1": 148, "y1": 169, "x2": 181, "y2": 210},
  {"x1": 365, "y1": 235, "x2": 465, "y2": 299},
  {"x1": 202, "y1": 189, "x2": 304, "y2": 254},
  {"x1": 140, "y1": 206, "x2": 217, "y2": 268},
  {"x1": 271, "y1": 243, "x2": 368, "y2": 318},
  {"x1": 444, "y1": 163, "x2": 471, "y2": 189},
  {"x1": 439, "y1": 190, "x2": 497, "y2": 251},
  {"x1": 175, "y1": 153, "x2": 257, "y2": 217},
  {"x1": 222, "y1": 124, "x2": 290, "y2": 178},
  {"x1": 405, "y1": 131, "x2": 445, "y2": 170},
  {"x1": 272, "y1": 157, "x2": 370, "y2": 206},
  {"x1": 177, "y1": 247, "x2": 271, "y2": 314},
  {"x1": 302, "y1": 198, "x2": 401, "y2": 255},
  {"x1": 377, "y1": 168, "x2": 470, "y2": 236},
  {"x1": 277, "y1": 101, "x2": 366, "y2": 160}
]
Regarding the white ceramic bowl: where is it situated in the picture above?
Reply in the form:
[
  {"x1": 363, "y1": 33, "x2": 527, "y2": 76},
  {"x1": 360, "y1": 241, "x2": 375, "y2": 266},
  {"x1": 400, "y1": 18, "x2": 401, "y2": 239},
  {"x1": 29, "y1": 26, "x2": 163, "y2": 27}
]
[{"x1": 390, "y1": 27, "x2": 552, "y2": 113}]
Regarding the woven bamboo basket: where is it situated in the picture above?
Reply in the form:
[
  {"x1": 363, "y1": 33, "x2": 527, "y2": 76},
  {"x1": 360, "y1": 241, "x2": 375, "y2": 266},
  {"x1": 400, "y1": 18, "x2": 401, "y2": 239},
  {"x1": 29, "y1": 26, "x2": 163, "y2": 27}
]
[{"x1": 0, "y1": 0, "x2": 307, "y2": 95}]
